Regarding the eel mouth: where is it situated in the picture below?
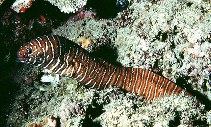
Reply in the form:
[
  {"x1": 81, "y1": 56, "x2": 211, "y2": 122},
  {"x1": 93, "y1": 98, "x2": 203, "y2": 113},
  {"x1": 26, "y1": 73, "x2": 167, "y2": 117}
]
[
  {"x1": 16, "y1": 56, "x2": 28, "y2": 63},
  {"x1": 17, "y1": 51, "x2": 30, "y2": 63}
]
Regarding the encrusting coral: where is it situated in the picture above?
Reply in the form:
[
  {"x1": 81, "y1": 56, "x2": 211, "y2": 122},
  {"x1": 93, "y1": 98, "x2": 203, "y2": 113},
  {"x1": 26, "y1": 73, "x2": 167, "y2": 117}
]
[{"x1": 7, "y1": 0, "x2": 211, "y2": 126}]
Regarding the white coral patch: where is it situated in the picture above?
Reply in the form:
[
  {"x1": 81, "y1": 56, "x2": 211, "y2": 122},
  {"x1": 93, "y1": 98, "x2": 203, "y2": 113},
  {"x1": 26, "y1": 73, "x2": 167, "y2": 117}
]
[
  {"x1": 183, "y1": 28, "x2": 202, "y2": 43},
  {"x1": 0, "y1": 0, "x2": 4, "y2": 6},
  {"x1": 47, "y1": 0, "x2": 87, "y2": 13},
  {"x1": 41, "y1": 74, "x2": 60, "y2": 84},
  {"x1": 11, "y1": 0, "x2": 32, "y2": 13}
]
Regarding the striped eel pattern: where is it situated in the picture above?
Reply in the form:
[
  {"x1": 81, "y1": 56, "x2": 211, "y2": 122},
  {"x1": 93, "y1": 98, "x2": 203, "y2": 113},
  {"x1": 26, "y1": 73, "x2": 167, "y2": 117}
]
[{"x1": 17, "y1": 35, "x2": 189, "y2": 102}]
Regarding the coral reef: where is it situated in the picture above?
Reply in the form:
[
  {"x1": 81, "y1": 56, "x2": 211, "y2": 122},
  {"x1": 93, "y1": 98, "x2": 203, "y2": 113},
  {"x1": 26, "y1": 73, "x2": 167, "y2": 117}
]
[
  {"x1": 115, "y1": 0, "x2": 211, "y2": 97},
  {"x1": 6, "y1": 0, "x2": 211, "y2": 126}
]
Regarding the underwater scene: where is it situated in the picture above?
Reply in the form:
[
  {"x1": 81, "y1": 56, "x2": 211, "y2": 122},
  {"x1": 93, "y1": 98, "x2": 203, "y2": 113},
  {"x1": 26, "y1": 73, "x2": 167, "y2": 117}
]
[{"x1": 0, "y1": 0, "x2": 210, "y2": 126}]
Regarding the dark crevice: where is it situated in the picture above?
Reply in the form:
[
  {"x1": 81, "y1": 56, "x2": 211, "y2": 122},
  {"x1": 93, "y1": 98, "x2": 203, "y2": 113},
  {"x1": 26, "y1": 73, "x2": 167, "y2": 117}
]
[
  {"x1": 176, "y1": 77, "x2": 211, "y2": 111},
  {"x1": 91, "y1": 44, "x2": 122, "y2": 66},
  {"x1": 82, "y1": 93, "x2": 103, "y2": 127},
  {"x1": 169, "y1": 111, "x2": 180, "y2": 127},
  {"x1": 86, "y1": 0, "x2": 129, "y2": 19}
]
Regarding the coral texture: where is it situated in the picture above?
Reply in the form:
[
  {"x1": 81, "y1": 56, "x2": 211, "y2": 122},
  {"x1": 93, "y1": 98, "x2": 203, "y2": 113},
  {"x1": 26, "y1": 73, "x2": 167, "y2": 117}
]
[
  {"x1": 52, "y1": 19, "x2": 117, "y2": 51},
  {"x1": 94, "y1": 90, "x2": 205, "y2": 127},
  {"x1": 7, "y1": 77, "x2": 95, "y2": 126},
  {"x1": 47, "y1": 0, "x2": 87, "y2": 13},
  {"x1": 115, "y1": 0, "x2": 211, "y2": 98}
]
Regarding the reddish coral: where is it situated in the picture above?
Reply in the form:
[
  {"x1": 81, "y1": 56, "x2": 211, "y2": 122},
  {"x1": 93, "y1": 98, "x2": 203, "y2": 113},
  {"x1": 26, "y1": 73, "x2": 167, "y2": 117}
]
[
  {"x1": 40, "y1": 15, "x2": 46, "y2": 23},
  {"x1": 19, "y1": 7, "x2": 26, "y2": 13}
]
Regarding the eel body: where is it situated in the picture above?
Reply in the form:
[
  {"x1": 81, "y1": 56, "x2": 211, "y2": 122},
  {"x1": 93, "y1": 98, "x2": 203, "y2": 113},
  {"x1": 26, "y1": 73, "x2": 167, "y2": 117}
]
[{"x1": 17, "y1": 35, "x2": 189, "y2": 102}]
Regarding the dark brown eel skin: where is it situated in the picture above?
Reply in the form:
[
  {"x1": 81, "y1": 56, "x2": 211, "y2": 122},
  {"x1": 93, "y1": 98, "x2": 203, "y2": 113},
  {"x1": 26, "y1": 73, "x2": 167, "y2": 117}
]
[{"x1": 17, "y1": 35, "x2": 189, "y2": 102}]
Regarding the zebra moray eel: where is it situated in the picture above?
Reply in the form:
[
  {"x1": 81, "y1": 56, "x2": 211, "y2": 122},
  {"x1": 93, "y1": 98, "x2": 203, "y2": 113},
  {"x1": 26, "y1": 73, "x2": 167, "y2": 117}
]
[{"x1": 17, "y1": 35, "x2": 189, "y2": 102}]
